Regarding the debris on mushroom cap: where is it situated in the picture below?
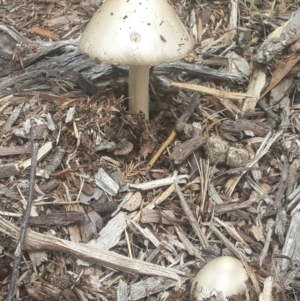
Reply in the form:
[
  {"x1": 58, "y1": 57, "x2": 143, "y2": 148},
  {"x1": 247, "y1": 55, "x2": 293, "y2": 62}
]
[
  {"x1": 191, "y1": 256, "x2": 248, "y2": 300},
  {"x1": 79, "y1": 0, "x2": 194, "y2": 66}
]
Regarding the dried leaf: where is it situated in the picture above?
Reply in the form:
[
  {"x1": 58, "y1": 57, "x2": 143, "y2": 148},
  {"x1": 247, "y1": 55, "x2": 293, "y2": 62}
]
[{"x1": 139, "y1": 140, "x2": 156, "y2": 159}]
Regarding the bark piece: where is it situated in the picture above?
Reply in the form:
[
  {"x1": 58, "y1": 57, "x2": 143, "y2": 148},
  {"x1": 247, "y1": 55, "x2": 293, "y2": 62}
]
[
  {"x1": 226, "y1": 51, "x2": 250, "y2": 77},
  {"x1": 0, "y1": 103, "x2": 23, "y2": 138},
  {"x1": 0, "y1": 145, "x2": 31, "y2": 156},
  {"x1": 156, "y1": 61, "x2": 247, "y2": 83},
  {"x1": 29, "y1": 212, "x2": 85, "y2": 228},
  {"x1": 220, "y1": 119, "x2": 272, "y2": 137},
  {"x1": 39, "y1": 179, "x2": 59, "y2": 194},
  {"x1": 170, "y1": 136, "x2": 207, "y2": 164},
  {"x1": 256, "y1": 10, "x2": 300, "y2": 63},
  {"x1": 71, "y1": 176, "x2": 94, "y2": 196},
  {"x1": 37, "y1": 147, "x2": 66, "y2": 179},
  {"x1": 0, "y1": 163, "x2": 19, "y2": 179},
  {"x1": 27, "y1": 279, "x2": 61, "y2": 301},
  {"x1": 84, "y1": 211, "x2": 103, "y2": 242},
  {"x1": 89, "y1": 201, "x2": 119, "y2": 216},
  {"x1": 14, "y1": 118, "x2": 48, "y2": 140}
]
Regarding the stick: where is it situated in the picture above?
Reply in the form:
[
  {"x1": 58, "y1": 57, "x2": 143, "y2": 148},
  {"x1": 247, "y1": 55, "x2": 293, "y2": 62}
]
[
  {"x1": 6, "y1": 120, "x2": 39, "y2": 301},
  {"x1": 0, "y1": 216, "x2": 185, "y2": 281}
]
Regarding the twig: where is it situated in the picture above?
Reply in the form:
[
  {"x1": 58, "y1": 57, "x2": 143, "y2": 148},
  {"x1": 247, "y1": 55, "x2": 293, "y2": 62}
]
[
  {"x1": 129, "y1": 171, "x2": 188, "y2": 190},
  {"x1": 6, "y1": 120, "x2": 38, "y2": 301},
  {"x1": 175, "y1": 183, "x2": 209, "y2": 248},
  {"x1": 259, "y1": 220, "x2": 275, "y2": 267},
  {"x1": 148, "y1": 128, "x2": 176, "y2": 168}
]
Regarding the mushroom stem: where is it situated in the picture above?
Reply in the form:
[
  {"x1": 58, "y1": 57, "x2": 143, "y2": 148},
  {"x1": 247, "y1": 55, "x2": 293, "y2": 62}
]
[{"x1": 128, "y1": 65, "x2": 150, "y2": 119}]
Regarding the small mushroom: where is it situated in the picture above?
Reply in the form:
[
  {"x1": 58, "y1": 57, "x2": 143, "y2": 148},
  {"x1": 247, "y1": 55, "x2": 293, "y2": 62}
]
[
  {"x1": 191, "y1": 256, "x2": 248, "y2": 300},
  {"x1": 79, "y1": 0, "x2": 194, "y2": 119}
]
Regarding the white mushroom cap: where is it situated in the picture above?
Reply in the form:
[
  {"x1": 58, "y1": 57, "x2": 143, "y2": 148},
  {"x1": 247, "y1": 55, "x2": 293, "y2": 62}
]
[
  {"x1": 191, "y1": 256, "x2": 248, "y2": 299},
  {"x1": 79, "y1": 0, "x2": 194, "y2": 66}
]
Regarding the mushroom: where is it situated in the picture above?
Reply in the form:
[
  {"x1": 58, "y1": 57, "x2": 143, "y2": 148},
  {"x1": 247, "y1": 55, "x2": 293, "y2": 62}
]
[
  {"x1": 191, "y1": 256, "x2": 248, "y2": 299},
  {"x1": 79, "y1": 0, "x2": 194, "y2": 119}
]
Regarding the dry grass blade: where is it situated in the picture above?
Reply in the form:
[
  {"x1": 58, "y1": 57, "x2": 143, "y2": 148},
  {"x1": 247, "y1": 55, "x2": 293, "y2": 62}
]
[
  {"x1": 208, "y1": 223, "x2": 249, "y2": 263},
  {"x1": 197, "y1": 158, "x2": 211, "y2": 212},
  {"x1": 175, "y1": 183, "x2": 209, "y2": 248}
]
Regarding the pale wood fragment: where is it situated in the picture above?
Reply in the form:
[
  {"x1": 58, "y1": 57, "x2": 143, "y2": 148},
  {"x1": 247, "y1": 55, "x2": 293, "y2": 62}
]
[
  {"x1": 19, "y1": 141, "x2": 53, "y2": 169},
  {"x1": 277, "y1": 212, "x2": 300, "y2": 275},
  {"x1": 129, "y1": 172, "x2": 188, "y2": 191},
  {"x1": 123, "y1": 191, "x2": 142, "y2": 212},
  {"x1": 224, "y1": 0, "x2": 238, "y2": 43},
  {"x1": 140, "y1": 209, "x2": 175, "y2": 225},
  {"x1": 87, "y1": 212, "x2": 127, "y2": 250},
  {"x1": 117, "y1": 279, "x2": 128, "y2": 301},
  {"x1": 95, "y1": 167, "x2": 119, "y2": 196},
  {"x1": 242, "y1": 67, "x2": 266, "y2": 112},
  {"x1": 214, "y1": 217, "x2": 248, "y2": 247},
  {"x1": 128, "y1": 277, "x2": 181, "y2": 301},
  {"x1": 259, "y1": 277, "x2": 273, "y2": 301}
]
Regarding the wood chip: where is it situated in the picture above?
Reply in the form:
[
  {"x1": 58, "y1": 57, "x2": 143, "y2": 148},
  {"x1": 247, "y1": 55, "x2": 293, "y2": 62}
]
[{"x1": 30, "y1": 26, "x2": 60, "y2": 41}]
